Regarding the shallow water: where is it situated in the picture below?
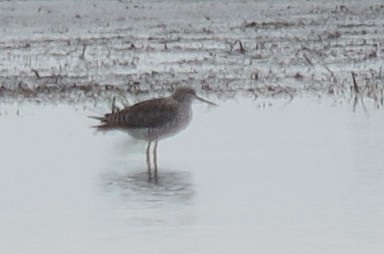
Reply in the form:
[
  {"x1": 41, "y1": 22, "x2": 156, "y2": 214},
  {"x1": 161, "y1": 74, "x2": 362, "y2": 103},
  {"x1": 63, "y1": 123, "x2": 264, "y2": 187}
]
[{"x1": 0, "y1": 98, "x2": 383, "y2": 254}]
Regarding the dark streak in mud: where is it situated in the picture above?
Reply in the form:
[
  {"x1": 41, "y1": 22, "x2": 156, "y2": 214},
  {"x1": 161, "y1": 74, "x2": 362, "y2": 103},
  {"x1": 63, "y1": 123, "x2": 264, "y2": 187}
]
[{"x1": 0, "y1": 0, "x2": 383, "y2": 107}]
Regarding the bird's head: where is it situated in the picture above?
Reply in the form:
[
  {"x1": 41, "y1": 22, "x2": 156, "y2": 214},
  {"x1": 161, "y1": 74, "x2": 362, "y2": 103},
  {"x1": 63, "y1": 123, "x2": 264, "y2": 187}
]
[{"x1": 172, "y1": 86, "x2": 216, "y2": 106}]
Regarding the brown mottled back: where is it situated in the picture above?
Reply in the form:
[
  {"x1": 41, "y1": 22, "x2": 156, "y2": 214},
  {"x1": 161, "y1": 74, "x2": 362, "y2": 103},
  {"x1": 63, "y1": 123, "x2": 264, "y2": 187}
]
[{"x1": 94, "y1": 97, "x2": 179, "y2": 130}]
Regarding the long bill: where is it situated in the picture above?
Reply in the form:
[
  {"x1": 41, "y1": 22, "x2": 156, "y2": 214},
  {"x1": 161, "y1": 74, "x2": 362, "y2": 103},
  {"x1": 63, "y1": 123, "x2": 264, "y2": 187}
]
[{"x1": 195, "y1": 95, "x2": 217, "y2": 106}]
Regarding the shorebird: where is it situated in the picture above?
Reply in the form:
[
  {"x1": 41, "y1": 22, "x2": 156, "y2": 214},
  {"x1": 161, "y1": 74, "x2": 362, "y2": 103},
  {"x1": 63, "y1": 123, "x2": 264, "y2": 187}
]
[{"x1": 90, "y1": 87, "x2": 216, "y2": 182}]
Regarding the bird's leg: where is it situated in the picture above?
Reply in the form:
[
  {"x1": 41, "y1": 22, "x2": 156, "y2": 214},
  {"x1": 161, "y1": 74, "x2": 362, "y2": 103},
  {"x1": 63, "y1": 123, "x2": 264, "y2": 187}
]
[
  {"x1": 153, "y1": 140, "x2": 158, "y2": 184},
  {"x1": 146, "y1": 141, "x2": 152, "y2": 181}
]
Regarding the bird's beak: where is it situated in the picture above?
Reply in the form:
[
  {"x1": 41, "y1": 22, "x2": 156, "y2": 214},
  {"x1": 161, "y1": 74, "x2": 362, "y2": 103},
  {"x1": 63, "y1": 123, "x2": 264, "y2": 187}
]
[{"x1": 195, "y1": 95, "x2": 217, "y2": 106}]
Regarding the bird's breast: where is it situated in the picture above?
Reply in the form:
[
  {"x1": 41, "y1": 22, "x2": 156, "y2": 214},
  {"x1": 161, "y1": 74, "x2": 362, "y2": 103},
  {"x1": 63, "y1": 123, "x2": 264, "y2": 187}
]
[{"x1": 127, "y1": 105, "x2": 192, "y2": 141}]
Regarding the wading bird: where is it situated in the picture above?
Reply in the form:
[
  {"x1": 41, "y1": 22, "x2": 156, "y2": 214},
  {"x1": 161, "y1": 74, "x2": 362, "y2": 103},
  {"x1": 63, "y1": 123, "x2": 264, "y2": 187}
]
[{"x1": 90, "y1": 87, "x2": 216, "y2": 182}]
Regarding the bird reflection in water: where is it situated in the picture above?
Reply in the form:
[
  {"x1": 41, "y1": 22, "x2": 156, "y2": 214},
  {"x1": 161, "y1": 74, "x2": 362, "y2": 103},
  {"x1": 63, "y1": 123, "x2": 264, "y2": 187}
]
[{"x1": 102, "y1": 168, "x2": 195, "y2": 204}]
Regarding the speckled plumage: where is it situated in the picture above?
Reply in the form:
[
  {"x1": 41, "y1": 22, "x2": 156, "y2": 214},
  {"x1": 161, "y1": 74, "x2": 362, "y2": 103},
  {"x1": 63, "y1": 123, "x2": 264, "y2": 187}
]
[
  {"x1": 91, "y1": 86, "x2": 216, "y2": 182},
  {"x1": 95, "y1": 94, "x2": 191, "y2": 141}
]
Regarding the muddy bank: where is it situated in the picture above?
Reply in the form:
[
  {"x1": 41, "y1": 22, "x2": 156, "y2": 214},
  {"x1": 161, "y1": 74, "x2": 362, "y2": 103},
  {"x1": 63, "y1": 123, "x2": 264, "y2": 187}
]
[{"x1": 0, "y1": 0, "x2": 383, "y2": 105}]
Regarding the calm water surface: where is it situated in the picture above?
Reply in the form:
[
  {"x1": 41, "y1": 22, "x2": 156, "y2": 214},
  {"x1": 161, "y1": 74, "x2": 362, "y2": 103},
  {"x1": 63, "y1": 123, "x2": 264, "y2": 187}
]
[{"x1": 0, "y1": 98, "x2": 383, "y2": 254}]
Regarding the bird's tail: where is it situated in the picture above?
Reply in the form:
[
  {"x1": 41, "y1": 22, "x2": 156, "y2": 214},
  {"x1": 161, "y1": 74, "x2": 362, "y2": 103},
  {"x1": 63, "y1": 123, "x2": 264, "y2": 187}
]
[
  {"x1": 89, "y1": 96, "x2": 128, "y2": 130},
  {"x1": 88, "y1": 110, "x2": 129, "y2": 130},
  {"x1": 88, "y1": 115, "x2": 113, "y2": 130}
]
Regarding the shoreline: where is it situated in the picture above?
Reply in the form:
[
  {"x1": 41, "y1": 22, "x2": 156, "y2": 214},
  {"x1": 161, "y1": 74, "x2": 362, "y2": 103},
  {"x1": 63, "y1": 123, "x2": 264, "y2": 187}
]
[{"x1": 0, "y1": 0, "x2": 383, "y2": 104}]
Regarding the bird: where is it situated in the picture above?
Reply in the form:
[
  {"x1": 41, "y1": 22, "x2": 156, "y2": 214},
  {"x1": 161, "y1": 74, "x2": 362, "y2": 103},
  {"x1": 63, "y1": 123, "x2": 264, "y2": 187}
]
[{"x1": 90, "y1": 86, "x2": 216, "y2": 182}]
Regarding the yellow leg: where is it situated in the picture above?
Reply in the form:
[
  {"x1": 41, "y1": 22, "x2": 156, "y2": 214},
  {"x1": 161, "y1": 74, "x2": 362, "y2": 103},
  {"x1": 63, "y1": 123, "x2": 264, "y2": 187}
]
[
  {"x1": 153, "y1": 140, "x2": 158, "y2": 183},
  {"x1": 146, "y1": 141, "x2": 152, "y2": 181}
]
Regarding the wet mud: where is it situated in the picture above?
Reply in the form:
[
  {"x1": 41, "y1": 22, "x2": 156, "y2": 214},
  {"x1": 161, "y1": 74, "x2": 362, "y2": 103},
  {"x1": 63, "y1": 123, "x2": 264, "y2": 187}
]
[{"x1": 0, "y1": 0, "x2": 383, "y2": 106}]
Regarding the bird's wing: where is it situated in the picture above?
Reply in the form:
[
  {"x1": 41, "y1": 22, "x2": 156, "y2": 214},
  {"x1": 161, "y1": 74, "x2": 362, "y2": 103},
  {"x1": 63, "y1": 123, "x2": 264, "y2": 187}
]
[{"x1": 102, "y1": 98, "x2": 178, "y2": 128}]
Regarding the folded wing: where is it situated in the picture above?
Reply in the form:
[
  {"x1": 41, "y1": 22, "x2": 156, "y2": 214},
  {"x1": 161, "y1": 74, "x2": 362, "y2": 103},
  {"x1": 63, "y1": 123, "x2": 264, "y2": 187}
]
[{"x1": 94, "y1": 98, "x2": 178, "y2": 129}]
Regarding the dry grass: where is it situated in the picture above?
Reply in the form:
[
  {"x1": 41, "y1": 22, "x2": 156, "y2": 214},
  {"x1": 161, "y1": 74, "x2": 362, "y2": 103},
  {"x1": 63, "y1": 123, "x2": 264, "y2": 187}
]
[{"x1": 0, "y1": 0, "x2": 383, "y2": 109}]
